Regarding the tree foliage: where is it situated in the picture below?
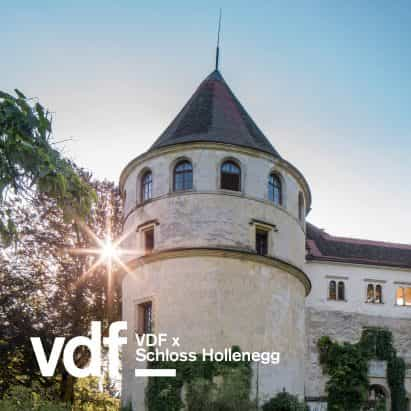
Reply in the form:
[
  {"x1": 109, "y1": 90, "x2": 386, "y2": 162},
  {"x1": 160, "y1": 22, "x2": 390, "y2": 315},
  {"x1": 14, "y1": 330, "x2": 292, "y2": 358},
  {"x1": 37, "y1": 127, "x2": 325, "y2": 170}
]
[
  {"x1": 146, "y1": 346, "x2": 253, "y2": 411},
  {"x1": 0, "y1": 173, "x2": 122, "y2": 403},
  {"x1": 262, "y1": 391, "x2": 309, "y2": 411},
  {"x1": 0, "y1": 89, "x2": 96, "y2": 245},
  {"x1": 0, "y1": 385, "x2": 70, "y2": 411}
]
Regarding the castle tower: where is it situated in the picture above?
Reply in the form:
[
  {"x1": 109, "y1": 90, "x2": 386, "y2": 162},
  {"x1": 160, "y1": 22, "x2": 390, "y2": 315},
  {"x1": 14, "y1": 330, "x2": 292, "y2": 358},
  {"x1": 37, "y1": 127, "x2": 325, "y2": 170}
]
[{"x1": 119, "y1": 69, "x2": 311, "y2": 409}]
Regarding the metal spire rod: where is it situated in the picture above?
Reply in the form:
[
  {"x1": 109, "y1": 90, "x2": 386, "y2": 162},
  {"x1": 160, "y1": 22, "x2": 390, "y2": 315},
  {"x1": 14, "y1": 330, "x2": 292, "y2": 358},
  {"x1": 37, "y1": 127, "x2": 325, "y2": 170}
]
[{"x1": 215, "y1": 8, "x2": 222, "y2": 70}]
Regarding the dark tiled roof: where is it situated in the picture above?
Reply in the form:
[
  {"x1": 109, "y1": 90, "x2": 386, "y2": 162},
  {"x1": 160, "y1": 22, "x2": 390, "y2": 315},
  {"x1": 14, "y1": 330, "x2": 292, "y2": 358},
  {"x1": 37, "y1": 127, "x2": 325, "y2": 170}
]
[
  {"x1": 149, "y1": 70, "x2": 280, "y2": 157},
  {"x1": 306, "y1": 223, "x2": 411, "y2": 269}
]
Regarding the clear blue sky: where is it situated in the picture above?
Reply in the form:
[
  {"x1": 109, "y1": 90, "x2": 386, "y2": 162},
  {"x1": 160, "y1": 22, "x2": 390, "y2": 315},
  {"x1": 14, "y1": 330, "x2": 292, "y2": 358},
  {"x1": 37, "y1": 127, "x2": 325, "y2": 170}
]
[{"x1": 2, "y1": 1, "x2": 411, "y2": 243}]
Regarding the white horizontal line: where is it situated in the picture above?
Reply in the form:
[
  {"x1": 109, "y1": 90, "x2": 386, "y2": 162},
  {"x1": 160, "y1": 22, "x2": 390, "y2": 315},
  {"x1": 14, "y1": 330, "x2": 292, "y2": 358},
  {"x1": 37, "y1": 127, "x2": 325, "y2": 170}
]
[{"x1": 134, "y1": 369, "x2": 176, "y2": 377}]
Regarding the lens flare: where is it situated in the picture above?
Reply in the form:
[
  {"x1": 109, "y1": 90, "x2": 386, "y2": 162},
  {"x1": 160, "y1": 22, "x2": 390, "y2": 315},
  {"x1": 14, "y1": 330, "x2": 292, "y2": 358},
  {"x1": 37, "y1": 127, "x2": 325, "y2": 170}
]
[{"x1": 102, "y1": 237, "x2": 116, "y2": 259}]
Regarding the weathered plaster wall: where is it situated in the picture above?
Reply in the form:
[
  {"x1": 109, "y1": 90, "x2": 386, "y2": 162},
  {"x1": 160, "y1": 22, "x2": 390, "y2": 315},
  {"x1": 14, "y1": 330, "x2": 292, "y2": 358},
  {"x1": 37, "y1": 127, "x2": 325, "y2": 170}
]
[
  {"x1": 122, "y1": 146, "x2": 308, "y2": 222},
  {"x1": 306, "y1": 261, "x2": 411, "y2": 319},
  {"x1": 124, "y1": 193, "x2": 305, "y2": 269},
  {"x1": 122, "y1": 146, "x2": 307, "y2": 269},
  {"x1": 122, "y1": 256, "x2": 307, "y2": 410},
  {"x1": 120, "y1": 144, "x2": 309, "y2": 409}
]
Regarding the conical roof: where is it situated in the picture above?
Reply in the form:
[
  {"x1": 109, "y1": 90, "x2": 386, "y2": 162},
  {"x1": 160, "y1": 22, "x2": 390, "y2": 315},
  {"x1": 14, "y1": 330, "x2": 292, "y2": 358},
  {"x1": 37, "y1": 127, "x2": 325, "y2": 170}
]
[{"x1": 149, "y1": 70, "x2": 280, "y2": 157}]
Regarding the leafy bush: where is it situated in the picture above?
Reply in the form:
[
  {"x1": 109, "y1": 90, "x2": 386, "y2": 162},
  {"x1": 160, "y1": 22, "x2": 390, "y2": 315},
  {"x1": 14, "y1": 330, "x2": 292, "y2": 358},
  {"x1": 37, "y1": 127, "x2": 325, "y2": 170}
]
[
  {"x1": 185, "y1": 366, "x2": 255, "y2": 411},
  {"x1": 319, "y1": 329, "x2": 407, "y2": 411},
  {"x1": 146, "y1": 346, "x2": 253, "y2": 411},
  {"x1": 185, "y1": 378, "x2": 216, "y2": 411},
  {"x1": 0, "y1": 381, "x2": 121, "y2": 411},
  {"x1": 0, "y1": 385, "x2": 70, "y2": 411},
  {"x1": 73, "y1": 377, "x2": 120, "y2": 411},
  {"x1": 262, "y1": 391, "x2": 308, "y2": 411}
]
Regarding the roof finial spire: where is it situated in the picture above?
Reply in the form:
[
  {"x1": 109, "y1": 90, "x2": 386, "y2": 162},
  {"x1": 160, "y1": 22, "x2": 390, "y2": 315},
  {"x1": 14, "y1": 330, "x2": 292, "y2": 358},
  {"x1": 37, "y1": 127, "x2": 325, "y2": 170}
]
[{"x1": 215, "y1": 8, "x2": 222, "y2": 71}]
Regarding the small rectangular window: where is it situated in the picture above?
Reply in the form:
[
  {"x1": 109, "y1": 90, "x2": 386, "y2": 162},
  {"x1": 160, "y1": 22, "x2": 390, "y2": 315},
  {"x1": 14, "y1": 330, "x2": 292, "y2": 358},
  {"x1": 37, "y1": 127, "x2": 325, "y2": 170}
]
[
  {"x1": 256, "y1": 229, "x2": 268, "y2": 256},
  {"x1": 137, "y1": 301, "x2": 153, "y2": 334},
  {"x1": 144, "y1": 228, "x2": 154, "y2": 253}
]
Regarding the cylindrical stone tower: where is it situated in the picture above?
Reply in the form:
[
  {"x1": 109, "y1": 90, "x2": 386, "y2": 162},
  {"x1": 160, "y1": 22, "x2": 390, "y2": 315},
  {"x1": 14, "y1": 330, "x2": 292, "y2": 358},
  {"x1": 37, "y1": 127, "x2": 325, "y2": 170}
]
[{"x1": 119, "y1": 69, "x2": 311, "y2": 410}]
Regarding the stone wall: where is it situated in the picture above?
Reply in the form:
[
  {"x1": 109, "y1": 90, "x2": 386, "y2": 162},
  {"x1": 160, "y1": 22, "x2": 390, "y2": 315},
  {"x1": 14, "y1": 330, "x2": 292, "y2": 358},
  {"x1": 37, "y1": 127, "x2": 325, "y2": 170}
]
[{"x1": 305, "y1": 307, "x2": 411, "y2": 401}]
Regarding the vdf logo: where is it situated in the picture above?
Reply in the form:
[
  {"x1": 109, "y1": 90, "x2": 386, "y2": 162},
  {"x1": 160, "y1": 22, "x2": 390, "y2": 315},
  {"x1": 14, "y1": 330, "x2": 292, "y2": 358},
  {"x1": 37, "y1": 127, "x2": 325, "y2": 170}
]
[{"x1": 30, "y1": 321, "x2": 127, "y2": 378}]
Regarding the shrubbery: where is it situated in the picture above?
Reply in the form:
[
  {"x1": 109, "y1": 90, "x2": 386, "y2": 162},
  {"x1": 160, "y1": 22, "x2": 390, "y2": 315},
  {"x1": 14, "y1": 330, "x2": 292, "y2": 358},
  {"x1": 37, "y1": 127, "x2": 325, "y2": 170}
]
[
  {"x1": 0, "y1": 385, "x2": 70, "y2": 411},
  {"x1": 262, "y1": 391, "x2": 309, "y2": 411},
  {"x1": 318, "y1": 328, "x2": 407, "y2": 411},
  {"x1": 0, "y1": 380, "x2": 120, "y2": 411},
  {"x1": 185, "y1": 366, "x2": 256, "y2": 411},
  {"x1": 146, "y1": 346, "x2": 254, "y2": 411}
]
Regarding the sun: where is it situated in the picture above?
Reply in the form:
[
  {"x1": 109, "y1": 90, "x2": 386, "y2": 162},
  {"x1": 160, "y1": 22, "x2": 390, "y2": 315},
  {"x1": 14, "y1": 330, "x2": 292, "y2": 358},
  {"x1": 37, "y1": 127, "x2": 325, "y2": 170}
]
[
  {"x1": 68, "y1": 219, "x2": 138, "y2": 294},
  {"x1": 101, "y1": 237, "x2": 117, "y2": 259}
]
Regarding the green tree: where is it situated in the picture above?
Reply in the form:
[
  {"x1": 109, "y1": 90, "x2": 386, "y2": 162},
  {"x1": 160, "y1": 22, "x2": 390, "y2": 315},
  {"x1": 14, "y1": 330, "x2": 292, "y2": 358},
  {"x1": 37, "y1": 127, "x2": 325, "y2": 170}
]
[
  {"x1": 0, "y1": 174, "x2": 122, "y2": 403},
  {"x1": 0, "y1": 89, "x2": 96, "y2": 245},
  {"x1": 262, "y1": 390, "x2": 309, "y2": 411}
]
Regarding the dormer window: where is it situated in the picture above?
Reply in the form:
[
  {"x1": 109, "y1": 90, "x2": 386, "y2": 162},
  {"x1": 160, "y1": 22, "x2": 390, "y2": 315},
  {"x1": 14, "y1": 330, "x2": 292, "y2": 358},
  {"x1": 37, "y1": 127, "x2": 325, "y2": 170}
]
[
  {"x1": 221, "y1": 161, "x2": 241, "y2": 191},
  {"x1": 268, "y1": 173, "x2": 282, "y2": 205},
  {"x1": 173, "y1": 160, "x2": 193, "y2": 191}
]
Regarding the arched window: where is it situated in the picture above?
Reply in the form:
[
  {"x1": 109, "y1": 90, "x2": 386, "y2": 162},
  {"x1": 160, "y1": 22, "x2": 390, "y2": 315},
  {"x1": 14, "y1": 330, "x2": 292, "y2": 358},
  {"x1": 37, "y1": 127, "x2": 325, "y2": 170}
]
[
  {"x1": 337, "y1": 281, "x2": 345, "y2": 301},
  {"x1": 367, "y1": 385, "x2": 387, "y2": 410},
  {"x1": 367, "y1": 284, "x2": 374, "y2": 303},
  {"x1": 221, "y1": 161, "x2": 241, "y2": 191},
  {"x1": 375, "y1": 285, "x2": 383, "y2": 304},
  {"x1": 298, "y1": 192, "x2": 305, "y2": 221},
  {"x1": 268, "y1": 173, "x2": 282, "y2": 205},
  {"x1": 141, "y1": 170, "x2": 152, "y2": 202},
  {"x1": 173, "y1": 160, "x2": 193, "y2": 191},
  {"x1": 329, "y1": 281, "x2": 336, "y2": 300}
]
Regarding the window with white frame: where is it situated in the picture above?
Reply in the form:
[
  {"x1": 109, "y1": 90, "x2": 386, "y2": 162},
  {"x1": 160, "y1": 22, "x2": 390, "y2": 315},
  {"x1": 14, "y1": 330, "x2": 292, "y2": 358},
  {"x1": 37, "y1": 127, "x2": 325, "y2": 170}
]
[
  {"x1": 337, "y1": 281, "x2": 345, "y2": 300},
  {"x1": 141, "y1": 170, "x2": 152, "y2": 202},
  {"x1": 396, "y1": 286, "x2": 411, "y2": 306},
  {"x1": 328, "y1": 279, "x2": 346, "y2": 301},
  {"x1": 329, "y1": 280, "x2": 337, "y2": 300},
  {"x1": 366, "y1": 283, "x2": 383, "y2": 304},
  {"x1": 250, "y1": 220, "x2": 275, "y2": 257},
  {"x1": 173, "y1": 160, "x2": 193, "y2": 191},
  {"x1": 221, "y1": 160, "x2": 241, "y2": 191},
  {"x1": 268, "y1": 173, "x2": 282, "y2": 205},
  {"x1": 256, "y1": 229, "x2": 268, "y2": 256},
  {"x1": 137, "y1": 220, "x2": 158, "y2": 254}
]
